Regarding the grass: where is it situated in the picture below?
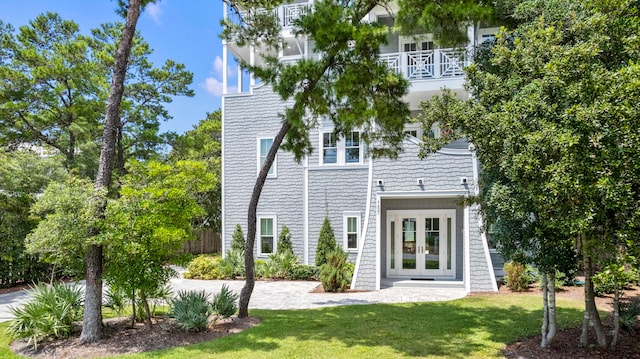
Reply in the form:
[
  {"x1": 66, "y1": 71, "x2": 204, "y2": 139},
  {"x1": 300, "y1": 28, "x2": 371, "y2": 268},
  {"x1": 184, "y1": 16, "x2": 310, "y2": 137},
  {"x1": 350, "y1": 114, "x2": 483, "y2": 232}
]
[{"x1": 1, "y1": 293, "x2": 585, "y2": 359}]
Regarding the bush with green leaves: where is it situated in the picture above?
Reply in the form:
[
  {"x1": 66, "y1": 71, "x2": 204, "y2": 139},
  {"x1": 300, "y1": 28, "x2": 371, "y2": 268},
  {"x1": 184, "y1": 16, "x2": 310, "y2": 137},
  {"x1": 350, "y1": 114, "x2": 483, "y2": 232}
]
[
  {"x1": 289, "y1": 264, "x2": 320, "y2": 281},
  {"x1": 503, "y1": 261, "x2": 528, "y2": 292},
  {"x1": 277, "y1": 225, "x2": 294, "y2": 255},
  {"x1": 320, "y1": 250, "x2": 353, "y2": 292},
  {"x1": 219, "y1": 248, "x2": 245, "y2": 279},
  {"x1": 316, "y1": 217, "x2": 337, "y2": 266},
  {"x1": 170, "y1": 290, "x2": 213, "y2": 332},
  {"x1": 212, "y1": 284, "x2": 239, "y2": 318},
  {"x1": 7, "y1": 283, "x2": 83, "y2": 349},
  {"x1": 184, "y1": 255, "x2": 222, "y2": 280},
  {"x1": 264, "y1": 251, "x2": 299, "y2": 279},
  {"x1": 231, "y1": 224, "x2": 245, "y2": 253},
  {"x1": 593, "y1": 266, "x2": 638, "y2": 297},
  {"x1": 618, "y1": 299, "x2": 640, "y2": 332}
]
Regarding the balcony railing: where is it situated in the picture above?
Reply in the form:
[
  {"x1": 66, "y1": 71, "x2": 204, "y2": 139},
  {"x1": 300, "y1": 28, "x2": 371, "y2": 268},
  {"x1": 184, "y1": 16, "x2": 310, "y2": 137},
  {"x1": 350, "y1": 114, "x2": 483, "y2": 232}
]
[
  {"x1": 237, "y1": 3, "x2": 311, "y2": 29},
  {"x1": 380, "y1": 49, "x2": 470, "y2": 81},
  {"x1": 282, "y1": 3, "x2": 310, "y2": 27}
]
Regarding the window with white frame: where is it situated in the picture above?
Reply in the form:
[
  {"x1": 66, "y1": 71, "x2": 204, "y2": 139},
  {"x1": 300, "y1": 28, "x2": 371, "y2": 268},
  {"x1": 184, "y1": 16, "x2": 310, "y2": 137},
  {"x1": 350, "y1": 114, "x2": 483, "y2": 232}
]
[
  {"x1": 322, "y1": 132, "x2": 337, "y2": 164},
  {"x1": 345, "y1": 132, "x2": 360, "y2": 163},
  {"x1": 258, "y1": 137, "x2": 276, "y2": 177},
  {"x1": 343, "y1": 212, "x2": 361, "y2": 251},
  {"x1": 258, "y1": 216, "x2": 276, "y2": 255},
  {"x1": 320, "y1": 131, "x2": 362, "y2": 165}
]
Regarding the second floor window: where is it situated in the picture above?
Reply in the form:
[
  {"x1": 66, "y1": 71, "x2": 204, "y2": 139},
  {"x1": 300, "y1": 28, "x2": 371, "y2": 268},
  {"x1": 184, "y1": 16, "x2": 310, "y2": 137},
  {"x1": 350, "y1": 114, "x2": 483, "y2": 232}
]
[
  {"x1": 258, "y1": 137, "x2": 276, "y2": 177},
  {"x1": 345, "y1": 132, "x2": 360, "y2": 163},
  {"x1": 323, "y1": 133, "x2": 337, "y2": 164}
]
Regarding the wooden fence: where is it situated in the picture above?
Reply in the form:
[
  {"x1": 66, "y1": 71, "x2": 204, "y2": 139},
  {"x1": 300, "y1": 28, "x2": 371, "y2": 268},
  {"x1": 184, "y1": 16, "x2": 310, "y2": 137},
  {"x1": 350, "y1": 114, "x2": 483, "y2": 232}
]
[{"x1": 181, "y1": 229, "x2": 221, "y2": 254}]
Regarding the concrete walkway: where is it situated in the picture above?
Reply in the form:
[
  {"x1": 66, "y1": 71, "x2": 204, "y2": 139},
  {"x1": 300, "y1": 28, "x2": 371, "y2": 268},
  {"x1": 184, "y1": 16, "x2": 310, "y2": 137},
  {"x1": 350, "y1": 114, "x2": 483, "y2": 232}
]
[{"x1": 0, "y1": 269, "x2": 467, "y2": 323}]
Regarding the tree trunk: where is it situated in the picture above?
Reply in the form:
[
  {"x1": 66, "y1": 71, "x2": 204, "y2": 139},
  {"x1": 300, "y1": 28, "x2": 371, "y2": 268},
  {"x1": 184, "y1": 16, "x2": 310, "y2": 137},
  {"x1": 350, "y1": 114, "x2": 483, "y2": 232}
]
[
  {"x1": 580, "y1": 235, "x2": 607, "y2": 348},
  {"x1": 116, "y1": 120, "x2": 125, "y2": 178},
  {"x1": 610, "y1": 283, "x2": 621, "y2": 349},
  {"x1": 130, "y1": 289, "x2": 136, "y2": 328},
  {"x1": 80, "y1": 244, "x2": 103, "y2": 343},
  {"x1": 80, "y1": 0, "x2": 142, "y2": 343},
  {"x1": 140, "y1": 290, "x2": 152, "y2": 330},
  {"x1": 541, "y1": 271, "x2": 557, "y2": 348},
  {"x1": 238, "y1": 121, "x2": 290, "y2": 318}
]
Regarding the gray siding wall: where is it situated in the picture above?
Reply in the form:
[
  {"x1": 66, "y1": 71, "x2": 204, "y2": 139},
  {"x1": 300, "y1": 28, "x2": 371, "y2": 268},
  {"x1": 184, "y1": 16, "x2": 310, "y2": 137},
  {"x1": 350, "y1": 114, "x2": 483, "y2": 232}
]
[
  {"x1": 307, "y1": 167, "x2": 368, "y2": 264},
  {"x1": 222, "y1": 86, "x2": 305, "y2": 259},
  {"x1": 468, "y1": 205, "x2": 496, "y2": 292}
]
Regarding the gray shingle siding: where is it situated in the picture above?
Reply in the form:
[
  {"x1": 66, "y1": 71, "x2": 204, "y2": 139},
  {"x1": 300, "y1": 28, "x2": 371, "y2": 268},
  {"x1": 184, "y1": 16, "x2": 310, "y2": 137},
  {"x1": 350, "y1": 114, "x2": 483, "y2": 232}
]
[{"x1": 223, "y1": 86, "x2": 304, "y2": 259}]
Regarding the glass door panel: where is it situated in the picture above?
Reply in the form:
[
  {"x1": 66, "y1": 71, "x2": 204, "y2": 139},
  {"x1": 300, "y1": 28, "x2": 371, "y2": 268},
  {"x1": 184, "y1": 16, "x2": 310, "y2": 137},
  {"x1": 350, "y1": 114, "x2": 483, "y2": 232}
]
[
  {"x1": 390, "y1": 221, "x2": 395, "y2": 269},
  {"x1": 425, "y1": 217, "x2": 440, "y2": 270},
  {"x1": 402, "y1": 218, "x2": 416, "y2": 269}
]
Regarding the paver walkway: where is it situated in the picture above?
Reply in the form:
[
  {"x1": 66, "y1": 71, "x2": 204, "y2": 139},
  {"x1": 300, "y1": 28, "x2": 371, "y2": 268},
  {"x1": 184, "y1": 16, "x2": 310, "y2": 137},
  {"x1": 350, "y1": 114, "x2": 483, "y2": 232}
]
[{"x1": 0, "y1": 268, "x2": 467, "y2": 323}]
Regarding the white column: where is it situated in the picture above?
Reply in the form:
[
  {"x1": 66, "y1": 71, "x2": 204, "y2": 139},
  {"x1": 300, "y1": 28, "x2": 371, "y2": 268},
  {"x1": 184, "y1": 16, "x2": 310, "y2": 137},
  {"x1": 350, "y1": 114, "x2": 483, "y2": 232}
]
[
  {"x1": 237, "y1": 62, "x2": 242, "y2": 93},
  {"x1": 249, "y1": 44, "x2": 256, "y2": 88},
  {"x1": 222, "y1": 2, "x2": 228, "y2": 95}
]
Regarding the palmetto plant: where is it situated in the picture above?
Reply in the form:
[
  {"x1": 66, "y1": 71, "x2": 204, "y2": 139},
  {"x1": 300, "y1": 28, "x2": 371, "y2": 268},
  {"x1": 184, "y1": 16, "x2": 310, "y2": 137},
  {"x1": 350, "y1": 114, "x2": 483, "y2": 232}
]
[
  {"x1": 7, "y1": 282, "x2": 83, "y2": 349},
  {"x1": 212, "y1": 284, "x2": 239, "y2": 318},
  {"x1": 170, "y1": 290, "x2": 213, "y2": 332}
]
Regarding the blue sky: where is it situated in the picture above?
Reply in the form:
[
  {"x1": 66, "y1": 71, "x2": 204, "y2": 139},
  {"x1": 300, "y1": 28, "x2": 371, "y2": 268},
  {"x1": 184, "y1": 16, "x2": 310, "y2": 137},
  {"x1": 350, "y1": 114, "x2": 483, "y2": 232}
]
[{"x1": 2, "y1": 0, "x2": 229, "y2": 134}]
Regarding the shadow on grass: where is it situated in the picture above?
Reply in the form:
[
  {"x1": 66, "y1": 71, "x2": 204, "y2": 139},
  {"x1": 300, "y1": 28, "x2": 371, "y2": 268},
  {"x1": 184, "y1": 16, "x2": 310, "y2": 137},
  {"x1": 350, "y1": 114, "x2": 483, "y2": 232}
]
[{"x1": 138, "y1": 295, "x2": 584, "y2": 358}]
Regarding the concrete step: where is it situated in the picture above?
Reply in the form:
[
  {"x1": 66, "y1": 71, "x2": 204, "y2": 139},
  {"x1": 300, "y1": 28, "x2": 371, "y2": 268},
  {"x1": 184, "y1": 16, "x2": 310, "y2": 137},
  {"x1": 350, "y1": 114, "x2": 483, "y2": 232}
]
[{"x1": 383, "y1": 279, "x2": 465, "y2": 289}]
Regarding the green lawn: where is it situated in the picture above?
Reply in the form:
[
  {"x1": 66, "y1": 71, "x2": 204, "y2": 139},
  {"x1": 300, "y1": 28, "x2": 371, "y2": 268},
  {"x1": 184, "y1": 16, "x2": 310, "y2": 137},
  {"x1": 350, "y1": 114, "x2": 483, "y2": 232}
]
[{"x1": 0, "y1": 293, "x2": 585, "y2": 359}]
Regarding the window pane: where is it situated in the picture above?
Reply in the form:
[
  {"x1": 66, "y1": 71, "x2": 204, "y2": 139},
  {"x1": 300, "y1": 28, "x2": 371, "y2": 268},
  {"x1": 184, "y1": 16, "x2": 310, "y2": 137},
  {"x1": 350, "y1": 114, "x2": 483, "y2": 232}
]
[
  {"x1": 261, "y1": 236, "x2": 274, "y2": 254},
  {"x1": 347, "y1": 217, "x2": 357, "y2": 233},
  {"x1": 323, "y1": 133, "x2": 336, "y2": 147},
  {"x1": 261, "y1": 218, "x2": 273, "y2": 236},
  {"x1": 260, "y1": 138, "x2": 275, "y2": 175},
  {"x1": 347, "y1": 233, "x2": 357, "y2": 249},
  {"x1": 323, "y1": 148, "x2": 337, "y2": 163}
]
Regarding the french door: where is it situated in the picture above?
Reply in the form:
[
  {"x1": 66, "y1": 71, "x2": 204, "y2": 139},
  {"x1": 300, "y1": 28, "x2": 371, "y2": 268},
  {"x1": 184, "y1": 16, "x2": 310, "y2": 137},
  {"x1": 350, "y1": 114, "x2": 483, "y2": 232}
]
[{"x1": 387, "y1": 210, "x2": 455, "y2": 277}]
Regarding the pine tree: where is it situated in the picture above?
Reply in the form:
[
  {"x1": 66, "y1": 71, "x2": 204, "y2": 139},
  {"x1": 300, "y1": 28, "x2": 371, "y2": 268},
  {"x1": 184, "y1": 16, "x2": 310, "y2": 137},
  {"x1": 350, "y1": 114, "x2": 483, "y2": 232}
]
[
  {"x1": 277, "y1": 225, "x2": 293, "y2": 256},
  {"x1": 315, "y1": 217, "x2": 337, "y2": 266},
  {"x1": 231, "y1": 224, "x2": 245, "y2": 253}
]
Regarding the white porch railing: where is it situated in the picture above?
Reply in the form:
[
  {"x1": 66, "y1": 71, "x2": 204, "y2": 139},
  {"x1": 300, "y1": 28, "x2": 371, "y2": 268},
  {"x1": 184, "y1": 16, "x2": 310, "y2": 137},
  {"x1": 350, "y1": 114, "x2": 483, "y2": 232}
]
[
  {"x1": 281, "y1": 3, "x2": 311, "y2": 27},
  {"x1": 380, "y1": 48, "x2": 470, "y2": 80}
]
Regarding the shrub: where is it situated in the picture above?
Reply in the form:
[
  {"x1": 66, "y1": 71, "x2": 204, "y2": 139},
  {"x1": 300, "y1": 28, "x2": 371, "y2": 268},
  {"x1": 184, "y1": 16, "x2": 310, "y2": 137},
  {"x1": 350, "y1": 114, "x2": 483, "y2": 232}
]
[
  {"x1": 255, "y1": 259, "x2": 267, "y2": 278},
  {"x1": 320, "y1": 250, "x2": 352, "y2": 292},
  {"x1": 231, "y1": 224, "x2": 245, "y2": 253},
  {"x1": 219, "y1": 249, "x2": 245, "y2": 279},
  {"x1": 289, "y1": 264, "x2": 320, "y2": 281},
  {"x1": 212, "y1": 284, "x2": 239, "y2": 318},
  {"x1": 619, "y1": 299, "x2": 640, "y2": 332},
  {"x1": 316, "y1": 217, "x2": 337, "y2": 266},
  {"x1": 503, "y1": 261, "x2": 528, "y2": 292},
  {"x1": 184, "y1": 255, "x2": 222, "y2": 280},
  {"x1": 264, "y1": 251, "x2": 299, "y2": 279},
  {"x1": 7, "y1": 283, "x2": 83, "y2": 349},
  {"x1": 277, "y1": 225, "x2": 294, "y2": 255},
  {"x1": 170, "y1": 290, "x2": 213, "y2": 332},
  {"x1": 593, "y1": 265, "x2": 638, "y2": 297}
]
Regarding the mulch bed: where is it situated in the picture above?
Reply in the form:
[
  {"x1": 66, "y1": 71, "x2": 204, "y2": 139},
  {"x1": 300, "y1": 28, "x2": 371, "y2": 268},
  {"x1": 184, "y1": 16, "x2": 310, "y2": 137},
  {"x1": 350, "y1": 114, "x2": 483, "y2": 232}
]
[{"x1": 10, "y1": 316, "x2": 261, "y2": 359}]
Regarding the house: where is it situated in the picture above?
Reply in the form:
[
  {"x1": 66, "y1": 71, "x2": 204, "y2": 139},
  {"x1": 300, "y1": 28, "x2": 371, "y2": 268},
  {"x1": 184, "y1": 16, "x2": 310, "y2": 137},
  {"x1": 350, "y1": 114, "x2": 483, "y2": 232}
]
[{"x1": 220, "y1": 1, "x2": 501, "y2": 292}]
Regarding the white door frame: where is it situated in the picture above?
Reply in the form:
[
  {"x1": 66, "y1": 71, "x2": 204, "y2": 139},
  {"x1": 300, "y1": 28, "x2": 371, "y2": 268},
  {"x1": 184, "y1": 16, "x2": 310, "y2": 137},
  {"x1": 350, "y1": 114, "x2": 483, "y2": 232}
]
[{"x1": 386, "y1": 209, "x2": 456, "y2": 278}]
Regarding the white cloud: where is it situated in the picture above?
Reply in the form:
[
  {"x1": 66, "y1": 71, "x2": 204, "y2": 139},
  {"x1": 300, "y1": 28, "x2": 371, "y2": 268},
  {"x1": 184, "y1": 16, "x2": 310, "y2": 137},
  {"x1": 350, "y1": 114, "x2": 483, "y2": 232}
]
[
  {"x1": 146, "y1": 1, "x2": 164, "y2": 25},
  {"x1": 212, "y1": 56, "x2": 236, "y2": 79},
  {"x1": 203, "y1": 77, "x2": 237, "y2": 96}
]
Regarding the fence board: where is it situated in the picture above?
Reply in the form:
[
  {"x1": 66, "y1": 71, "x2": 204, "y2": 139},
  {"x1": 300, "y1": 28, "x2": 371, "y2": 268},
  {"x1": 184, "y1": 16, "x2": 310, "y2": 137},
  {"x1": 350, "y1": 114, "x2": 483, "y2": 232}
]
[{"x1": 182, "y1": 229, "x2": 221, "y2": 254}]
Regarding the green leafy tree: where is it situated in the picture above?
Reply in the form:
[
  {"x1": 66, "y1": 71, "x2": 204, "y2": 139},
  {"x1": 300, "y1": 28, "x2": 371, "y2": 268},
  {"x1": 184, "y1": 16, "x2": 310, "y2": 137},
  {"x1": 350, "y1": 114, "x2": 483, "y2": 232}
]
[
  {"x1": 418, "y1": 0, "x2": 640, "y2": 349},
  {"x1": 0, "y1": 150, "x2": 67, "y2": 286},
  {"x1": 103, "y1": 160, "x2": 214, "y2": 329},
  {"x1": 277, "y1": 225, "x2": 293, "y2": 256},
  {"x1": 25, "y1": 177, "x2": 105, "y2": 279},
  {"x1": 315, "y1": 217, "x2": 337, "y2": 267},
  {"x1": 169, "y1": 111, "x2": 221, "y2": 231},
  {"x1": 231, "y1": 224, "x2": 245, "y2": 253},
  {"x1": 0, "y1": 13, "x2": 105, "y2": 176}
]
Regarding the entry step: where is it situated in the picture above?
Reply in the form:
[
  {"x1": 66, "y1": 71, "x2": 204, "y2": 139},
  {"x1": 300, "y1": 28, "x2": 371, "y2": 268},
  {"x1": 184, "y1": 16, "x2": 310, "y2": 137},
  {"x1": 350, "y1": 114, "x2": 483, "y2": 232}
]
[{"x1": 384, "y1": 279, "x2": 465, "y2": 289}]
